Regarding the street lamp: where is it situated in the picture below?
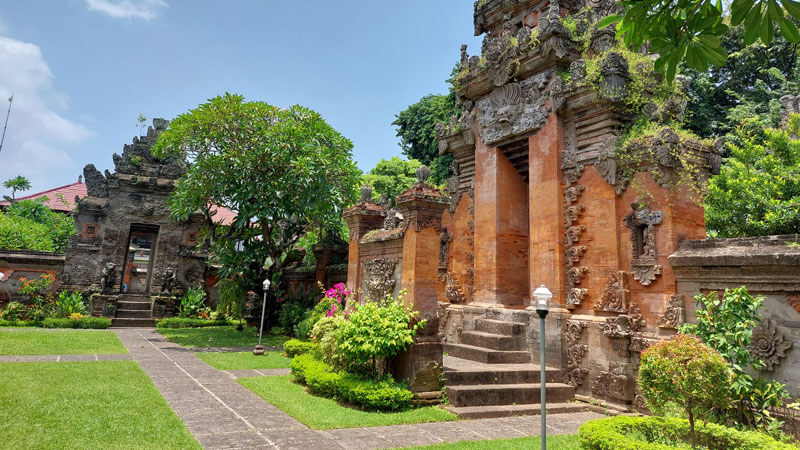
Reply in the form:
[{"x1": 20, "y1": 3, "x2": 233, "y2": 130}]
[
  {"x1": 253, "y1": 277, "x2": 270, "y2": 356},
  {"x1": 533, "y1": 284, "x2": 552, "y2": 450}
]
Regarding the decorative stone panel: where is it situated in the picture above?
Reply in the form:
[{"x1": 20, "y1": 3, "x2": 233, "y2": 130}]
[
  {"x1": 659, "y1": 295, "x2": 684, "y2": 329},
  {"x1": 749, "y1": 319, "x2": 793, "y2": 372},
  {"x1": 363, "y1": 258, "x2": 398, "y2": 302},
  {"x1": 624, "y1": 203, "x2": 663, "y2": 286}
]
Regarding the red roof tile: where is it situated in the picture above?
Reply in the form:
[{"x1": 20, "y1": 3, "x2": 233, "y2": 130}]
[{"x1": 0, "y1": 181, "x2": 86, "y2": 213}]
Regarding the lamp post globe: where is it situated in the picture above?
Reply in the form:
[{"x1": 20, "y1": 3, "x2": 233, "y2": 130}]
[{"x1": 532, "y1": 284, "x2": 552, "y2": 450}]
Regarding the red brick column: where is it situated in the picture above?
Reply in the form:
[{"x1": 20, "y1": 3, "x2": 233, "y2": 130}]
[{"x1": 343, "y1": 198, "x2": 385, "y2": 301}]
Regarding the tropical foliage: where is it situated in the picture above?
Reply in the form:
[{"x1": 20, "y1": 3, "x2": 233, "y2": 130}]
[{"x1": 0, "y1": 198, "x2": 76, "y2": 252}]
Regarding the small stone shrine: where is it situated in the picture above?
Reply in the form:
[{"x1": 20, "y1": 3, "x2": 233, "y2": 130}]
[
  {"x1": 345, "y1": 0, "x2": 725, "y2": 416},
  {"x1": 60, "y1": 119, "x2": 208, "y2": 326}
]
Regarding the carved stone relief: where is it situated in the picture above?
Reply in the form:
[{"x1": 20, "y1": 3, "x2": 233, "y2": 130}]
[
  {"x1": 476, "y1": 71, "x2": 553, "y2": 146},
  {"x1": 564, "y1": 320, "x2": 588, "y2": 386},
  {"x1": 659, "y1": 295, "x2": 685, "y2": 329},
  {"x1": 567, "y1": 288, "x2": 588, "y2": 307},
  {"x1": 592, "y1": 364, "x2": 632, "y2": 401},
  {"x1": 363, "y1": 258, "x2": 398, "y2": 302},
  {"x1": 593, "y1": 134, "x2": 628, "y2": 195},
  {"x1": 748, "y1": 319, "x2": 793, "y2": 372},
  {"x1": 602, "y1": 304, "x2": 645, "y2": 338},
  {"x1": 595, "y1": 271, "x2": 630, "y2": 313},
  {"x1": 624, "y1": 203, "x2": 663, "y2": 286},
  {"x1": 439, "y1": 230, "x2": 452, "y2": 274},
  {"x1": 444, "y1": 273, "x2": 465, "y2": 304}
]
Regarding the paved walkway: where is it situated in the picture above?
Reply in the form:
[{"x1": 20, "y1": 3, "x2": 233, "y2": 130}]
[{"x1": 113, "y1": 328, "x2": 603, "y2": 449}]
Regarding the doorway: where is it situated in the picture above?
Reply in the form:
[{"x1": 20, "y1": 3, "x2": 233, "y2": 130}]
[{"x1": 121, "y1": 225, "x2": 159, "y2": 294}]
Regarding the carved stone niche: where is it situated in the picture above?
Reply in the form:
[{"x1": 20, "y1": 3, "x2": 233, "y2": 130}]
[
  {"x1": 592, "y1": 364, "x2": 634, "y2": 402},
  {"x1": 595, "y1": 271, "x2": 630, "y2": 313},
  {"x1": 602, "y1": 304, "x2": 645, "y2": 338},
  {"x1": 623, "y1": 203, "x2": 663, "y2": 286},
  {"x1": 476, "y1": 71, "x2": 553, "y2": 146},
  {"x1": 659, "y1": 295, "x2": 685, "y2": 329},
  {"x1": 748, "y1": 319, "x2": 793, "y2": 372},
  {"x1": 438, "y1": 229, "x2": 452, "y2": 274},
  {"x1": 363, "y1": 258, "x2": 398, "y2": 302}
]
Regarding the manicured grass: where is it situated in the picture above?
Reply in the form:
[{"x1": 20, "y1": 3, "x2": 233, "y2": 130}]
[
  {"x1": 196, "y1": 351, "x2": 290, "y2": 370},
  {"x1": 0, "y1": 361, "x2": 199, "y2": 449},
  {"x1": 157, "y1": 326, "x2": 289, "y2": 348},
  {"x1": 404, "y1": 434, "x2": 579, "y2": 449},
  {"x1": 239, "y1": 375, "x2": 458, "y2": 430},
  {"x1": 0, "y1": 329, "x2": 127, "y2": 355}
]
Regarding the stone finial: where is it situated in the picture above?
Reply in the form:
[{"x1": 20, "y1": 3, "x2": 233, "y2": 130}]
[
  {"x1": 415, "y1": 165, "x2": 432, "y2": 185},
  {"x1": 360, "y1": 185, "x2": 373, "y2": 202}
]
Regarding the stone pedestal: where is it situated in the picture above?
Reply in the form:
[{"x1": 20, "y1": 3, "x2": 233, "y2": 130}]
[
  {"x1": 91, "y1": 294, "x2": 119, "y2": 318},
  {"x1": 391, "y1": 334, "x2": 443, "y2": 393},
  {"x1": 152, "y1": 295, "x2": 176, "y2": 319}
]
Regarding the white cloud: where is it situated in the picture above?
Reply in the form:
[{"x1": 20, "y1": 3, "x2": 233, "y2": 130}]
[
  {"x1": 0, "y1": 35, "x2": 91, "y2": 193},
  {"x1": 84, "y1": 0, "x2": 168, "y2": 20}
]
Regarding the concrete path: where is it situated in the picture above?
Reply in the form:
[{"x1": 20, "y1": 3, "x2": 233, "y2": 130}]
[{"x1": 114, "y1": 328, "x2": 604, "y2": 449}]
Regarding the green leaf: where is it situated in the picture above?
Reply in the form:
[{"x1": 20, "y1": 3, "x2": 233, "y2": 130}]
[
  {"x1": 761, "y1": 15, "x2": 775, "y2": 44},
  {"x1": 780, "y1": 16, "x2": 800, "y2": 42},
  {"x1": 597, "y1": 14, "x2": 624, "y2": 29},
  {"x1": 731, "y1": 0, "x2": 756, "y2": 24},
  {"x1": 784, "y1": 0, "x2": 800, "y2": 20}
]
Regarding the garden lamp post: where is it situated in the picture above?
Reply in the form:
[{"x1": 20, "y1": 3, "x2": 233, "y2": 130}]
[
  {"x1": 533, "y1": 284, "x2": 552, "y2": 450},
  {"x1": 253, "y1": 277, "x2": 270, "y2": 356}
]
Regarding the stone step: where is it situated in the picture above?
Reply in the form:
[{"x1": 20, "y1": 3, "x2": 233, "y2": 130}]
[
  {"x1": 446, "y1": 382, "x2": 575, "y2": 407},
  {"x1": 474, "y1": 318, "x2": 526, "y2": 336},
  {"x1": 115, "y1": 309, "x2": 152, "y2": 319},
  {"x1": 117, "y1": 301, "x2": 151, "y2": 311},
  {"x1": 444, "y1": 343, "x2": 530, "y2": 364},
  {"x1": 444, "y1": 402, "x2": 586, "y2": 419},
  {"x1": 444, "y1": 366, "x2": 561, "y2": 385},
  {"x1": 111, "y1": 318, "x2": 155, "y2": 327},
  {"x1": 460, "y1": 330, "x2": 518, "y2": 351}
]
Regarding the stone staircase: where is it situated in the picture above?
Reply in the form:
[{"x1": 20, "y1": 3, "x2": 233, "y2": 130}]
[
  {"x1": 111, "y1": 294, "x2": 155, "y2": 327},
  {"x1": 443, "y1": 317, "x2": 579, "y2": 418}
]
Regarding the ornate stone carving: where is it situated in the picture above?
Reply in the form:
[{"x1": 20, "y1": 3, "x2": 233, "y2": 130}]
[
  {"x1": 160, "y1": 266, "x2": 176, "y2": 295},
  {"x1": 83, "y1": 164, "x2": 108, "y2": 198},
  {"x1": 570, "y1": 59, "x2": 587, "y2": 85},
  {"x1": 564, "y1": 185, "x2": 585, "y2": 204},
  {"x1": 567, "y1": 266, "x2": 588, "y2": 287},
  {"x1": 596, "y1": 271, "x2": 630, "y2": 313},
  {"x1": 659, "y1": 295, "x2": 685, "y2": 329},
  {"x1": 444, "y1": 273, "x2": 464, "y2": 304},
  {"x1": 538, "y1": 9, "x2": 570, "y2": 58},
  {"x1": 592, "y1": 364, "x2": 632, "y2": 401},
  {"x1": 476, "y1": 72, "x2": 553, "y2": 146},
  {"x1": 624, "y1": 203, "x2": 663, "y2": 286},
  {"x1": 633, "y1": 386, "x2": 649, "y2": 412},
  {"x1": 99, "y1": 262, "x2": 116, "y2": 295},
  {"x1": 363, "y1": 258, "x2": 398, "y2": 302},
  {"x1": 439, "y1": 230, "x2": 452, "y2": 273},
  {"x1": 415, "y1": 165, "x2": 432, "y2": 185},
  {"x1": 599, "y1": 52, "x2": 629, "y2": 101},
  {"x1": 565, "y1": 245, "x2": 587, "y2": 267},
  {"x1": 748, "y1": 319, "x2": 793, "y2": 372},
  {"x1": 383, "y1": 208, "x2": 402, "y2": 230},
  {"x1": 567, "y1": 288, "x2": 588, "y2": 307},
  {"x1": 629, "y1": 336, "x2": 655, "y2": 353},
  {"x1": 565, "y1": 204, "x2": 586, "y2": 227},
  {"x1": 564, "y1": 320, "x2": 589, "y2": 386},
  {"x1": 593, "y1": 134, "x2": 628, "y2": 195},
  {"x1": 602, "y1": 306, "x2": 645, "y2": 338},
  {"x1": 481, "y1": 31, "x2": 518, "y2": 87},
  {"x1": 565, "y1": 225, "x2": 586, "y2": 247},
  {"x1": 360, "y1": 185, "x2": 373, "y2": 202}
]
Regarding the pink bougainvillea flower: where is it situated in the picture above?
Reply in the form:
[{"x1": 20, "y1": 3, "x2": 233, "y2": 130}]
[{"x1": 326, "y1": 310, "x2": 333, "y2": 317}]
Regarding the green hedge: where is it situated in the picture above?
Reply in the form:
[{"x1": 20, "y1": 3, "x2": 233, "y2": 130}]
[
  {"x1": 283, "y1": 339, "x2": 316, "y2": 357},
  {"x1": 155, "y1": 317, "x2": 232, "y2": 328},
  {"x1": 0, "y1": 320, "x2": 38, "y2": 327},
  {"x1": 579, "y1": 416, "x2": 795, "y2": 450},
  {"x1": 290, "y1": 353, "x2": 413, "y2": 411},
  {"x1": 41, "y1": 317, "x2": 111, "y2": 329}
]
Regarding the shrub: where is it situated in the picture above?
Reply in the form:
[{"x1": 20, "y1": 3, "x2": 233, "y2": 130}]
[
  {"x1": 216, "y1": 277, "x2": 245, "y2": 319},
  {"x1": 55, "y1": 291, "x2": 87, "y2": 317},
  {"x1": 283, "y1": 339, "x2": 316, "y2": 357},
  {"x1": 155, "y1": 317, "x2": 230, "y2": 328},
  {"x1": 579, "y1": 416, "x2": 795, "y2": 450},
  {"x1": 310, "y1": 315, "x2": 354, "y2": 372},
  {"x1": 680, "y1": 287, "x2": 792, "y2": 434},
  {"x1": 278, "y1": 301, "x2": 309, "y2": 335},
  {"x1": 292, "y1": 282, "x2": 352, "y2": 338},
  {"x1": 179, "y1": 287, "x2": 209, "y2": 319},
  {"x1": 639, "y1": 335, "x2": 731, "y2": 446},
  {"x1": 0, "y1": 319, "x2": 37, "y2": 327},
  {"x1": 41, "y1": 317, "x2": 111, "y2": 329},
  {"x1": 334, "y1": 294, "x2": 424, "y2": 379},
  {"x1": 0, "y1": 301, "x2": 29, "y2": 321},
  {"x1": 0, "y1": 198, "x2": 76, "y2": 252},
  {"x1": 289, "y1": 353, "x2": 413, "y2": 411}
]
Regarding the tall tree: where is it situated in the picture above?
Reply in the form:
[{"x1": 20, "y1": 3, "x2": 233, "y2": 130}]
[
  {"x1": 393, "y1": 94, "x2": 457, "y2": 185},
  {"x1": 2, "y1": 175, "x2": 31, "y2": 202},
  {"x1": 361, "y1": 157, "x2": 420, "y2": 206},
  {"x1": 684, "y1": 24, "x2": 800, "y2": 137},
  {"x1": 151, "y1": 93, "x2": 361, "y2": 320}
]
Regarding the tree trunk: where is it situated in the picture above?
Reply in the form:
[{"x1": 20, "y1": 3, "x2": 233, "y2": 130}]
[{"x1": 687, "y1": 401, "x2": 696, "y2": 448}]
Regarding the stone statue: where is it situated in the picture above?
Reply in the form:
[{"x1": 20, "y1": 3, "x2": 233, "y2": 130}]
[
  {"x1": 100, "y1": 262, "x2": 116, "y2": 295},
  {"x1": 160, "y1": 267, "x2": 176, "y2": 295}
]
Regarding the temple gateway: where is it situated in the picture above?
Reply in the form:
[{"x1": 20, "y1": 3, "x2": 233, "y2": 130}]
[{"x1": 344, "y1": 0, "x2": 799, "y2": 417}]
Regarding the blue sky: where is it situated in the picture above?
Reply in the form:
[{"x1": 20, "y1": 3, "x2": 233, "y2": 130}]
[{"x1": 0, "y1": 0, "x2": 481, "y2": 195}]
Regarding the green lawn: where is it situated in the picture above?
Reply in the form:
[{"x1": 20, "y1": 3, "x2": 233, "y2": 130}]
[
  {"x1": 404, "y1": 435, "x2": 579, "y2": 449},
  {"x1": 157, "y1": 326, "x2": 289, "y2": 348},
  {"x1": 0, "y1": 329, "x2": 127, "y2": 355},
  {"x1": 238, "y1": 375, "x2": 457, "y2": 430},
  {"x1": 0, "y1": 361, "x2": 199, "y2": 449},
  {"x1": 196, "y1": 351, "x2": 290, "y2": 370}
]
